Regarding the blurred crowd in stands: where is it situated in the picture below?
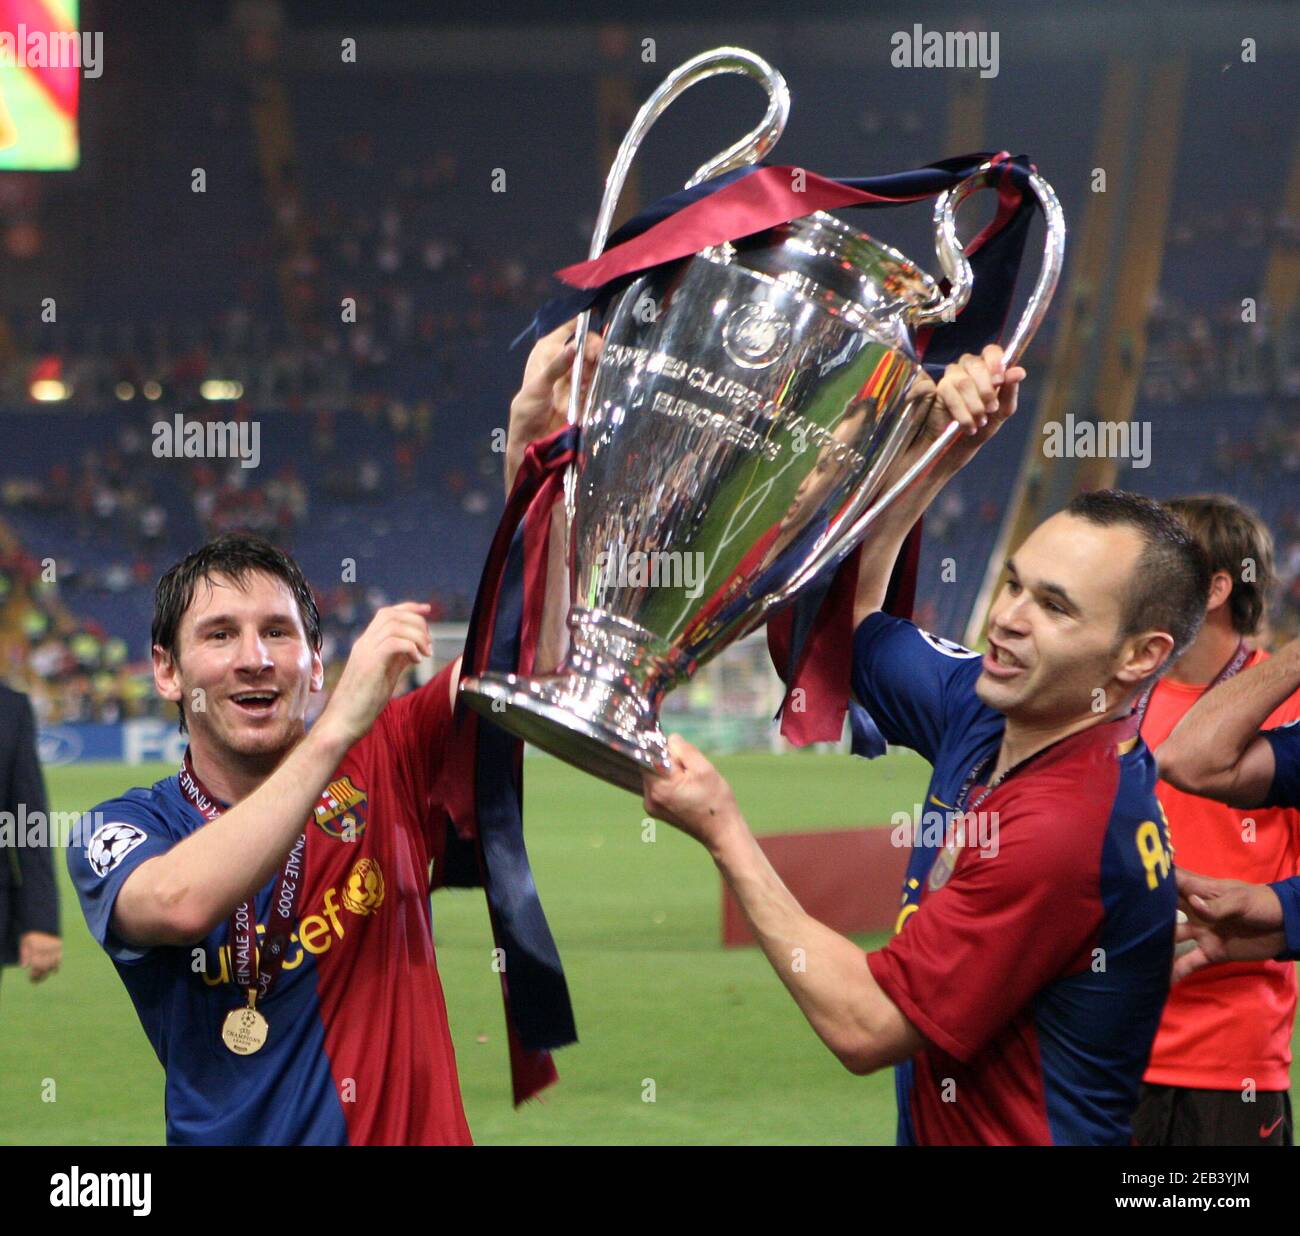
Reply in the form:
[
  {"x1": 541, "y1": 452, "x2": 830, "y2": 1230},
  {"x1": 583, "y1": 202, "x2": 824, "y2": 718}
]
[
  {"x1": 1209, "y1": 410, "x2": 1300, "y2": 641},
  {"x1": 1142, "y1": 293, "x2": 1300, "y2": 403},
  {"x1": 2, "y1": 143, "x2": 564, "y2": 417},
  {"x1": 0, "y1": 398, "x2": 479, "y2": 724},
  {"x1": 0, "y1": 545, "x2": 141, "y2": 725}
]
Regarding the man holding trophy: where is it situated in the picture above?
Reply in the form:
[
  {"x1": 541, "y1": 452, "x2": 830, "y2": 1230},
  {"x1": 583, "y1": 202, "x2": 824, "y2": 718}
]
[{"x1": 641, "y1": 346, "x2": 1208, "y2": 1145}]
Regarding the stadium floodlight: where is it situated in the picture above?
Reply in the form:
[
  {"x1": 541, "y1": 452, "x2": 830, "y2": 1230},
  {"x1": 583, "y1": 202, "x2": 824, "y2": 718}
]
[
  {"x1": 30, "y1": 378, "x2": 69, "y2": 402},
  {"x1": 199, "y1": 379, "x2": 244, "y2": 401}
]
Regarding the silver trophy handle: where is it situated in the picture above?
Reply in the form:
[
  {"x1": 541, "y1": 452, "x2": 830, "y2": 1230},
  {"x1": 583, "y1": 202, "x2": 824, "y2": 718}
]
[
  {"x1": 911, "y1": 160, "x2": 1065, "y2": 354},
  {"x1": 807, "y1": 163, "x2": 1066, "y2": 579},
  {"x1": 565, "y1": 48, "x2": 791, "y2": 497}
]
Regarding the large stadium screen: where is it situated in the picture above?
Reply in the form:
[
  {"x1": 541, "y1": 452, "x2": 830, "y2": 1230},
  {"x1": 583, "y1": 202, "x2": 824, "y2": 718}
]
[{"x1": 0, "y1": 0, "x2": 83, "y2": 170}]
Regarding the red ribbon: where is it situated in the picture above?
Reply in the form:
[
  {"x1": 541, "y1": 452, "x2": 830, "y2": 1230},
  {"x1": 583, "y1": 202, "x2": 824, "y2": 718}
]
[{"x1": 555, "y1": 163, "x2": 977, "y2": 291}]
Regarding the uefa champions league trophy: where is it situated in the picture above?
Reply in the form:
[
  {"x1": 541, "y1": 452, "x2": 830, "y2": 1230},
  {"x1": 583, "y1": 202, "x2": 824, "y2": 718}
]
[{"x1": 461, "y1": 47, "x2": 1065, "y2": 791}]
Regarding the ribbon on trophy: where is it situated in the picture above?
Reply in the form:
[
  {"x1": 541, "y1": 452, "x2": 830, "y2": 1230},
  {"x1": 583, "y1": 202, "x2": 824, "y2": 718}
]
[
  {"x1": 438, "y1": 426, "x2": 580, "y2": 1105},
  {"x1": 522, "y1": 149, "x2": 1043, "y2": 757}
]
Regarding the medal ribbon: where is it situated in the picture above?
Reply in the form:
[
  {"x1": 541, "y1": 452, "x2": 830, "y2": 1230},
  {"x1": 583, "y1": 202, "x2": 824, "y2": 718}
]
[
  {"x1": 178, "y1": 749, "x2": 309, "y2": 1007},
  {"x1": 1132, "y1": 638, "x2": 1250, "y2": 730}
]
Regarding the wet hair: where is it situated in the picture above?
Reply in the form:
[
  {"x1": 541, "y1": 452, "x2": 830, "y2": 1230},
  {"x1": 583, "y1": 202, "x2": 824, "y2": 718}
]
[
  {"x1": 152, "y1": 533, "x2": 321, "y2": 731},
  {"x1": 1064, "y1": 489, "x2": 1212, "y2": 675}
]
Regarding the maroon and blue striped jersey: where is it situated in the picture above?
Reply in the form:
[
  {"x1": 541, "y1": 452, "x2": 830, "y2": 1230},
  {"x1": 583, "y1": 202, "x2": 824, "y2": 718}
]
[
  {"x1": 68, "y1": 666, "x2": 471, "y2": 1145},
  {"x1": 852, "y1": 614, "x2": 1176, "y2": 1145}
]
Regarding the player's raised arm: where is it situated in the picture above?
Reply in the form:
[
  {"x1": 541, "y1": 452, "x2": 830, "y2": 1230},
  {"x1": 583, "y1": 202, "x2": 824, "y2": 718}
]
[
  {"x1": 503, "y1": 320, "x2": 602, "y2": 494},
  {"x1": 112, "y1": 604, "x2": 433, "y2": 948},
  {"x1": 1157, "y1": 636, "x2": 1300, "y2": 808},
  {"x1": 853, "y1": 346, "x2": 1025, "y2": 627},
  {"x1": 503, "y1": 321, "x2": 603, "y2": 672},
  {"x1": 643, "y1": 736, "x2": 924, "y2": 1074}
]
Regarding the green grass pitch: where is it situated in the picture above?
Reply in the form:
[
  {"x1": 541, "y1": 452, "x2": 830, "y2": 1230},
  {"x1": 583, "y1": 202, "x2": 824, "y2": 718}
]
[{"x1": 4, "y1": 751, "x2": 1296, "y2": 1145}]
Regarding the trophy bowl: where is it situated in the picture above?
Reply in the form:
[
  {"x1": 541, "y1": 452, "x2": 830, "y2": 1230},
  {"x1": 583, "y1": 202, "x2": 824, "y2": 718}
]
[{"x1": 461, "y1": 48, "x2": 1063, "y2": 792}]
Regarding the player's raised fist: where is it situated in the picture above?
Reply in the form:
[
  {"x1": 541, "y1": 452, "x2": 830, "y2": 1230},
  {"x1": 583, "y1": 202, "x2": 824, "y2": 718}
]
[
  {"x1": 641, "y1": 734, "x2": 742, "y2": 851},
  {"x1": 549, "y1": 323, "x2": 603, "y2": 425},
  {"x1": 319, "y1": 602, "x2": 433, "y2": 748},
  {"x1": 915, "y1": 343, "x2": 1026, "y2": 453},
  {"x1": 505, "y1": 319, "x2": 603, "y2": 491}
]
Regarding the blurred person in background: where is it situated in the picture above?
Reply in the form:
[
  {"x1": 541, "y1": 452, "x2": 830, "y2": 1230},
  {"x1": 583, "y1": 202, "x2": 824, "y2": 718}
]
[
  {"x1": 0, "y1": 683, "x2": 61, "y2": 999},
  {"x1": 1136, "y1": 496, "x2": 1300, "y2": 1146},
  {"x1": 1156, "y1": 634, "x2": 1300, "y2": 984}
]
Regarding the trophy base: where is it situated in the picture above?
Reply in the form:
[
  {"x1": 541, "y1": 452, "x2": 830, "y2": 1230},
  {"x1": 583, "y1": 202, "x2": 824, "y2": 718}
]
[{"x1": 459, "y1": 671, "x2": 669, "y2": 795}]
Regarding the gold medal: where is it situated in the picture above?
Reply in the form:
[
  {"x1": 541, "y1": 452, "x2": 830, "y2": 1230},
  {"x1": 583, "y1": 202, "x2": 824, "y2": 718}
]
[
  {"x1": 221, "y1": 991, "x2": 270, "y2": 1055},
  {"x1": 927, "y1": 838, "x2": 962, "y2": 891}
]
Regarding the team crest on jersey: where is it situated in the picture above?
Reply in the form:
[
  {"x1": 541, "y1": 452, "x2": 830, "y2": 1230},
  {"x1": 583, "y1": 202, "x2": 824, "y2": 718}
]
[
  {"x1": 919, "y1": 629, "x2": 980, "y2": 659},
  {"x1": 342, "y1": 857, "x2": 386, "y2": 915},
  {"x1": 87, "y1": 822, "x2": 148, "y2": 877},
  {"x1": 927, "y1": 839, "x2": 962, "y2": 891},
  {"x1": 314, "y1": 777, "x2": 368, "y2": 840}
]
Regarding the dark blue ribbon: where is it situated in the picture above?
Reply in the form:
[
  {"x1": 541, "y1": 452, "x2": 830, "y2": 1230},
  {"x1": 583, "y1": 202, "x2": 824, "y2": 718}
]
[
  {"x1": 447, "y1": 427, "x2": 579, "y2": 1052},
  {"x1": 473, "y1": 523, "x2": 577, "y2": 1049}
]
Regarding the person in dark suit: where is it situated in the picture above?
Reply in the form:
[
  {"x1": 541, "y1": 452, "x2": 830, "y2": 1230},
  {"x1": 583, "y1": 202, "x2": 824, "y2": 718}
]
[{"x1": 0, "y1": 685, "x2": 61, "y2": 992}]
